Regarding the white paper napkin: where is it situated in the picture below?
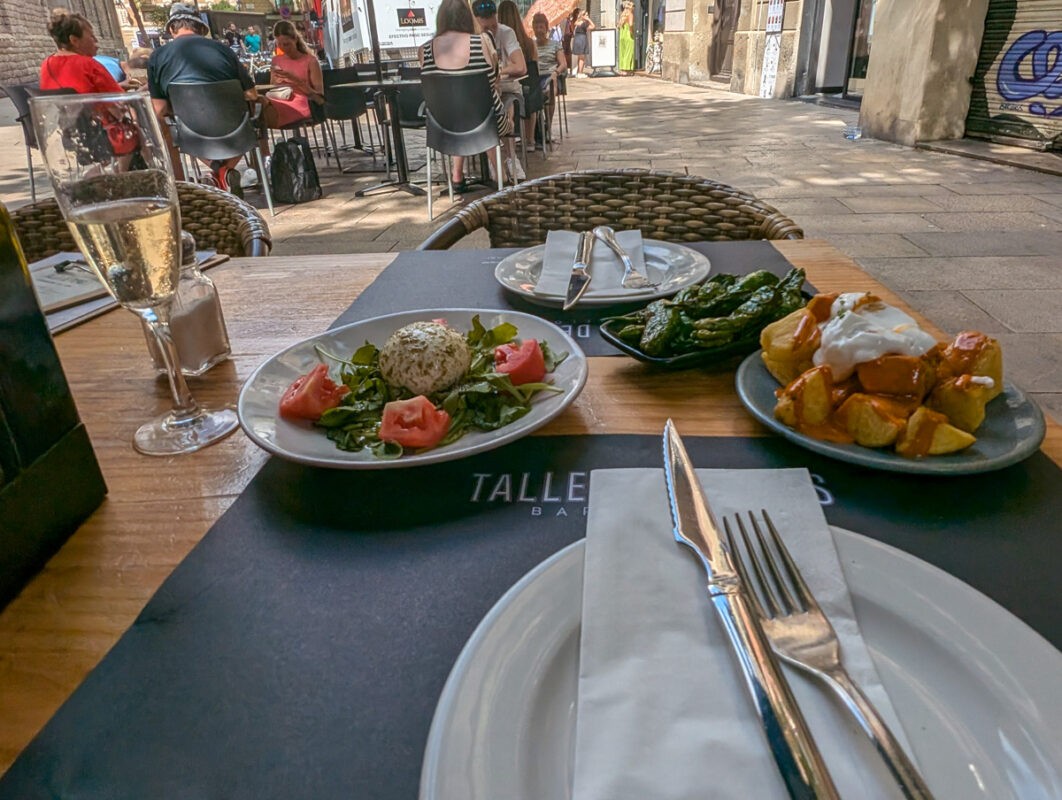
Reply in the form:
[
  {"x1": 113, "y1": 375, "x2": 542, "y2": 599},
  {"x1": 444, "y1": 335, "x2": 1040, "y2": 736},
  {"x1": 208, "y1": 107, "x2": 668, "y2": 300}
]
[
  {"x1": 573, "y1": 468, "x2": 919, "y2": 800},
  {"x1": 534, "y1": 229, "x2": 654, "y2": 298}
]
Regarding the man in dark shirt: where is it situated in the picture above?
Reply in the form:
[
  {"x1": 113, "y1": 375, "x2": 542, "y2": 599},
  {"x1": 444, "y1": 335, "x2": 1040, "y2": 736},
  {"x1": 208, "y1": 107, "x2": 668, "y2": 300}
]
[
  {"x1": 148, "y1": 3, "x2": 258, "y2": 192},
  {"x1": 223, "y1": 23, "x2": 242, "y2": 54}
]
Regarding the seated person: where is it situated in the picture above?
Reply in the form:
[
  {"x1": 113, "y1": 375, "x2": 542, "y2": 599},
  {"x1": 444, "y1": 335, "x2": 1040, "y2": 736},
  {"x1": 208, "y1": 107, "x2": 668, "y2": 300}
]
[
  {"x1": 147, "y1": 2, "x2": 258, "y2": 193},
  {"x1": 531, "y1": 12, "x2": 566, "y2": 134},
  {"x1": 40, "y1": 9, "x2": 124, "y2": 94},
  {"x1": 95, "y1": 53, "x2": 141, "y2": 90},
  {"x1": 261, "y1": 20, "x2": 324, "y2": 129},
  {"x1": 472, "y1": 0, "x2": 527, "y2": 183},
  {"x1": 498, "y1": 0, "x2": 537, "y2": 170},
  {"x1": 419, "y1": 0, "x2": 513, "y2": 193}
]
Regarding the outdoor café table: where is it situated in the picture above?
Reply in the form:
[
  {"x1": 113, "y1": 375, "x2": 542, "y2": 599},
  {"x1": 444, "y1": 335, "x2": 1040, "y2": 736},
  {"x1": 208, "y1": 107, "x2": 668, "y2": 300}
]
[
  {"x1": 0, "y1": 240, "x2": 1059, "y2": 796},
  {"x1": 335, "y1": 77, "x2": 426, "y2": 198}
]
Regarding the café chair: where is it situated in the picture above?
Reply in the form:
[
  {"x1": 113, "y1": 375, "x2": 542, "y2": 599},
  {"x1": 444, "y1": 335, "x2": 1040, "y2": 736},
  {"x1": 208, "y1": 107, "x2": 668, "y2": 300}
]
[
  {"x1": 321, "y1": 66, "x2": 381, "y2": 171},
  {"x1": 167, "y1": 79, "x2": 275, "y2": 217},
  {"x1": 420, "y1": 70, "x2": 505, "y2": 221},
  {"x1": 11, "y1": 181, "x2": 272, "y2": 262},
  {"x1": 520, "y1": 61, "x2": 549, "y2": 158},
  {"x1": 555, "y1": 73, "x2": 568, "y2": 140},
  {"x1": 417, "y1": 168, "x2": 804, "y2": 250},
  {"x1": 2, "y1": 83, "x2": 75, "y2": 202}
]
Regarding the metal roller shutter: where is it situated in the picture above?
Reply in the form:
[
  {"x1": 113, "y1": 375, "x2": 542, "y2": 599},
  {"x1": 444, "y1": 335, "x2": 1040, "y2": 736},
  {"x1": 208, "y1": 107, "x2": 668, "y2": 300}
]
[{"x1": 965, "y1": 0, "x2": 1062, "y2": 151}]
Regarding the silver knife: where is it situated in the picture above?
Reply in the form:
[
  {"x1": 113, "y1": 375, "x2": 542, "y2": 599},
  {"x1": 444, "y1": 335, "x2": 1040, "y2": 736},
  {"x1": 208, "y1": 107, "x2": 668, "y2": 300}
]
[
  {"x1": 562, "y1": 230, "x2": 594, "y2": 311},
  {"x1": 662, "y1": 420, "x2": 839, "y2": 800}
]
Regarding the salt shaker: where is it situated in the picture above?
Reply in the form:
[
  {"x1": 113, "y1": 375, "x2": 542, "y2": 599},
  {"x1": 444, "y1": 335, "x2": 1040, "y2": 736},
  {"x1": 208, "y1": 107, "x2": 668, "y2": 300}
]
[{"x1": 143, "y1": 231, "x2": 231, "y2": 376}]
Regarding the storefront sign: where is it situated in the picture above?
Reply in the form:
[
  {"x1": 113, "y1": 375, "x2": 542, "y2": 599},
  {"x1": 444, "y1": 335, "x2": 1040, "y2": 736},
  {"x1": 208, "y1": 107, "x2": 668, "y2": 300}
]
[
  {"x1": 322, "y1": 0, "x2": 367, "y2": 61},
  {"x1": 591, "y1": 27, "x2": 617, "y2": 68},
  {"x1": 397, "y1": 7, "x2": 426, "y2": 26},
  {"x1": 373, "y1": 0, "x2": 440, "y2": 48},
  {"x1": 759, "y1": 32, "x2": 780, "y2": 97},
  {"x1": 765, "y1": 0, "x2": 784, "y2": 34}
]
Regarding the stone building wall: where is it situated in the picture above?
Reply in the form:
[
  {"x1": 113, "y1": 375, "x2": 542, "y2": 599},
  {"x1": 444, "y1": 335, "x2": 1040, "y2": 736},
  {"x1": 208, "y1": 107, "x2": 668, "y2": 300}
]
[
  {"x1": 0, "y1": 0, "x2": 125, "y2": 86},
  {"x1": 661, "y1": 0, "x2": 804, "y2": 96}
]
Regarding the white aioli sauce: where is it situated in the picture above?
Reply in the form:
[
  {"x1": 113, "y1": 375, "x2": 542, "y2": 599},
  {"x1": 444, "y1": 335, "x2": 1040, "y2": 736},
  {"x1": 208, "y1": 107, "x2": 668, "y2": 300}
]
[{"x1": 812, "y1": 293, "x2": 938, "y2": 380}]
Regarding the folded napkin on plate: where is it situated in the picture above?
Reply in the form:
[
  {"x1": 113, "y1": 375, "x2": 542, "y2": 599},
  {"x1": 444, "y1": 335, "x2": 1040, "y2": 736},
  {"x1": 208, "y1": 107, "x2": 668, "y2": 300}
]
[
  {"x1": 534, "y1": 229, "x2": 653, "y2": 298},
  {"x1": 573, "y1": 468, "x2": 918, "y2": 800}
]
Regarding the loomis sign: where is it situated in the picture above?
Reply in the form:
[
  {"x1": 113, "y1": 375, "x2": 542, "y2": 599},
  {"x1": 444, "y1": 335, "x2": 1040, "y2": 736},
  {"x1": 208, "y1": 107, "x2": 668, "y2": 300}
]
[{"x1": 373, "y1": 0, "x2": 440, "y2": 49}]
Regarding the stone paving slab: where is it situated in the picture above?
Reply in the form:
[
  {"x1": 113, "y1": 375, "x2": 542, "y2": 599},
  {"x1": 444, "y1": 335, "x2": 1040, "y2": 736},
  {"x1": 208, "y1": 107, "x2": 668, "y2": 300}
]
[
  {"x1": 920, "y1": 211, "x2": 1056, "y2": 232},
  {"x1": 859, "y1": 256, "x2": 1062, "y2": 290},
  {"x1": 900, "y1": 290, "x2": 1012, "y2": 335},
  {"x1": 2, "y1": 76, "x2": 1060, "y2": 423},
  {"x1": 965, "y1": 290, "x2": 1062, "y2": 333},
  {"x1": 824, "y1": 234, "x2": 932, "y2": 258},
  {"x1": 902, "y1": 231, "x2": 1062, "y2": 257}
]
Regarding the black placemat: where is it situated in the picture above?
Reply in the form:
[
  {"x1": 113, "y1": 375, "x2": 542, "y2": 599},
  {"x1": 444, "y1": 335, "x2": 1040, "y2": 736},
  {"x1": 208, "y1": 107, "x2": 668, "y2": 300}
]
[
  {"x1": 332, "y1": 242, "x2": 804, "y2": 355},
  {"x1": 2, "y1": 433, "x2": 1060, "y2": 800}
]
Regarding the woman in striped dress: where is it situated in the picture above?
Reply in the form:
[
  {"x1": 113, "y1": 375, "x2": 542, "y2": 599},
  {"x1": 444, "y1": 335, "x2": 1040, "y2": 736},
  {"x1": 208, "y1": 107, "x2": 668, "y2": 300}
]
[{"x1": 420, "y1": 0, "x2": 512, "y2": 193}]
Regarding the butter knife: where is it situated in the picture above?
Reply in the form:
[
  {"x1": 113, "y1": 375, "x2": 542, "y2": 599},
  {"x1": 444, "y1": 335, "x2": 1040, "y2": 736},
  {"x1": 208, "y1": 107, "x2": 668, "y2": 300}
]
[
  {"x1": 562, "y1": 230, "x2": 594, "y2": 311},
  {"x1": 662, "y1": 420, "x2": 839, "y2": 800}
]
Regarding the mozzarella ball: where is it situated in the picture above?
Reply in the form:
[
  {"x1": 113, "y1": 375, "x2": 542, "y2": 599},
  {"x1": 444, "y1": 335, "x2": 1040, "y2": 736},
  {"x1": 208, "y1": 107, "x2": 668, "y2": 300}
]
[{"x1": 378, "y1": 321, "x2": 472, "y2": 395}]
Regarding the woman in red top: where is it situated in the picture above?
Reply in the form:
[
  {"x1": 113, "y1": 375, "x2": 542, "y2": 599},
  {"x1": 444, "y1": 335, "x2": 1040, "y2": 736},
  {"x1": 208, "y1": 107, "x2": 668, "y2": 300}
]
[
  {"x1": 262, "y1": 20, "x2": 323, "y2": 129},
  {"x1": 40, "y1": 9, "x2": 123, "y2": 94}
]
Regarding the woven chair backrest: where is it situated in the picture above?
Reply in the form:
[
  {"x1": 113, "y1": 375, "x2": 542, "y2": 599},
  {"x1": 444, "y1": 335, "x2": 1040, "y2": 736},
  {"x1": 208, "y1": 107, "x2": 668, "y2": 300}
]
[{"x1": 476, "y1": 170, "x2": 804, "y2": 247}]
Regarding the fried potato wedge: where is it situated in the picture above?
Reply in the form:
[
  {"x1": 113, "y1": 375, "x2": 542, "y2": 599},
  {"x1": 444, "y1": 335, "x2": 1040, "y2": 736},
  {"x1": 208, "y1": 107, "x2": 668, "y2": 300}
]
[
  {"x1": 926, "y1": 376, "x2": 994, "y2": 433},
  {"x1": 836, "y1": 393, "x2": 912, "y2": 448},
  {"x1": 761, "y1": 308, "x2": 821, "y2": 385},
  {"x1": 895, "y1": 406, "x2": 976, "y2": 458},
  {"x1": 856, "y1": 354, "x2": 936, "y2": 401},
  {"x1": 775, "y1": 365, "x2": 833, "y2": 429},
  {"x1": 941, "y1": 332, "x2": 1003, "y2": 401}
]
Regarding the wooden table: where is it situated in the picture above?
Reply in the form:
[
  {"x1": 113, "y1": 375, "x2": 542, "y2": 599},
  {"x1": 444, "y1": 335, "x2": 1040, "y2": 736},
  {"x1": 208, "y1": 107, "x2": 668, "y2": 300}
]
[{"x1": 1, "y1": 240, "x2": 1059, "y2": 774}]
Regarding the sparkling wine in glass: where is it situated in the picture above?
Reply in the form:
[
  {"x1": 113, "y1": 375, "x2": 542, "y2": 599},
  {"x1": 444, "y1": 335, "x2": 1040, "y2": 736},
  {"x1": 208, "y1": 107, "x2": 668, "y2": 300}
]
[{"x1": 30, "y1": 91, "x2": 238, "y2": 455}]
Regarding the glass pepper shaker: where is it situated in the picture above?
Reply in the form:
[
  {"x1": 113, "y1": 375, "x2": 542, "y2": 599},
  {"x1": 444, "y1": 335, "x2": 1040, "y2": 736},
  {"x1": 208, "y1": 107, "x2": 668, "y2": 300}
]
[{"x1": 143, "y1": 231, "x2": 231, "y2": 377}]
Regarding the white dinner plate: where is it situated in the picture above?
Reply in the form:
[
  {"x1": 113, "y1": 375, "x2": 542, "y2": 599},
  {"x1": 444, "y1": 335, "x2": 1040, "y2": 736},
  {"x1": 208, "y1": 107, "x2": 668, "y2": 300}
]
[
  {"x1": 237, "y1": 309, "x2": 588, "y2": 469},
  {"x1": 494, "y1": 239, "x2": 711, "y2": 307},
  {"x1": 735, "y1": 352, "x2": 1047, "y2": 475},
  {"x1": 420, "y1": 530, "x2": 1062, "y2": 800}
]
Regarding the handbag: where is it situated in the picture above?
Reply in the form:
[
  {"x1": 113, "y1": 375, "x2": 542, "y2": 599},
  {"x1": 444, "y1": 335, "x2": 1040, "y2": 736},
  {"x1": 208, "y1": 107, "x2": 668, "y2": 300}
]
[
  {"x1": 102, "y1": 115, "x2": 140, "y2": 155},
  {"x1": 72, "y1": 109, "x2": 140, "y2": 163},
  {"x1": 269, "y1": 136, "x2": 322, "y2": 204},
  {"x1": 266, "y1": 86, "x2": 294, "y2": 101}
]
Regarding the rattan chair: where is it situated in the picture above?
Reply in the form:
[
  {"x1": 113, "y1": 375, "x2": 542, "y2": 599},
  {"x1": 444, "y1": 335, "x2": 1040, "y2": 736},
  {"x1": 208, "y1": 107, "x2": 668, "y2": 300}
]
[
  {"x1": 11, "y1": 181, "x2": 272, "y2": 262},
  {"x1": 417, "y1": 169, "x2": 804, "y2": 250}
]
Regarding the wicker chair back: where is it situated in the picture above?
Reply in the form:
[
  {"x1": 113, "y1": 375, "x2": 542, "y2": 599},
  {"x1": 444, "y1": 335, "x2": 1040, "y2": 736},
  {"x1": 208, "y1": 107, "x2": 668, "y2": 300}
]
[
  {"x1": 417, "y1": 168, "x2": 803, "y2": 250},
  {"x1": 11, "y1": 181, "x2": 272, "y2": 262}
]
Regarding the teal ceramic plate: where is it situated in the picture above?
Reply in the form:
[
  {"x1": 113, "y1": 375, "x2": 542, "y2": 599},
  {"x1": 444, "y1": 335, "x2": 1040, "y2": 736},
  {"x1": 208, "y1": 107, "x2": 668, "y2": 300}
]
[{"x1": 735, "y1": 351, "x2": 1046, "y2": 475}]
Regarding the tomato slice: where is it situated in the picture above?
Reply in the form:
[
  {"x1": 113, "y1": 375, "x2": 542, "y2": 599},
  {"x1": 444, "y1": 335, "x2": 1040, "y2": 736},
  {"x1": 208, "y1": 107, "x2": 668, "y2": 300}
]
[
  {"x1": 278, "y1": 364, "x2": 350, "y2": 421},
  {"x1": 379, "y1": 396, "x2": 451, "y2": 449},
  {"x1": 494, "y1": 339, "x2": 546, "y2": 385}
]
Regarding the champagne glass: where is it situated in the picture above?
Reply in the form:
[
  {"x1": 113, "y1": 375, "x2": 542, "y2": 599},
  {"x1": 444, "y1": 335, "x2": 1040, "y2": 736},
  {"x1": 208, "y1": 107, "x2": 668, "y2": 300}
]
[{"x1": 30, "y1": 91, "x2": 238, "y2": 455}]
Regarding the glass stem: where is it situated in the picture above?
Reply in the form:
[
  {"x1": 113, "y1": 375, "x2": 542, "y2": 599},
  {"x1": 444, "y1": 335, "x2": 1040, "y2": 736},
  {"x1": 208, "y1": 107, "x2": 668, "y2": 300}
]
[{"x1": 142, "y1": 306, "x2": 200, "y2": 420}]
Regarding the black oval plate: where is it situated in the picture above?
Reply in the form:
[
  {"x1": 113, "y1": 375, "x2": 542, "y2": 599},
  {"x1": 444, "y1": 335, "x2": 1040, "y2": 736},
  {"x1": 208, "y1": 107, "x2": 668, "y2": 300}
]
[
  {"x1": 598, "y1": 285, "x2": 813, "y2": 370},
  {"x1": 599, "y1": 319, "x2": 764, "y2": 369}
]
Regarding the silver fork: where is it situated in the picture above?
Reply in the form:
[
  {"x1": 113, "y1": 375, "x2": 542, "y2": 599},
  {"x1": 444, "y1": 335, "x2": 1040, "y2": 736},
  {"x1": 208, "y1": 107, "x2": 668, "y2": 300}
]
[
  {"x1": 591, "y1": 225, "x2": 656, "y2": 289},
  {"x1": 724, "y1": 510, "x2": 935, "y2": 800}
]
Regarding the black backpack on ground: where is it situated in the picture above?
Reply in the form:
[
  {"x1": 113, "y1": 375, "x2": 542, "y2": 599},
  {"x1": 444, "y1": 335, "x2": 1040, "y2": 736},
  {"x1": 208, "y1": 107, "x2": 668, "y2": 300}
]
[{"x1": 270, "y1": 136, "x2": 322, "y2": 204}]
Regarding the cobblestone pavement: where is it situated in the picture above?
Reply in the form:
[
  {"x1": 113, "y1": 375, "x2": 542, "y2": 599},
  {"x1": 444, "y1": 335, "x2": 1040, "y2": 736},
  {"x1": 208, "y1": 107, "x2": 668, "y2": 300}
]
[{"x1": 2, "y1": 76, "x2": 1059, "y2": 420}]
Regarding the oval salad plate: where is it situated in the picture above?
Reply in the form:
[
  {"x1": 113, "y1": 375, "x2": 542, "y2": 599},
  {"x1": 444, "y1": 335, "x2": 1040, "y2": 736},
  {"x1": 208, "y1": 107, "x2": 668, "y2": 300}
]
[
  {"x1": 495, "y1": 239, "x2": 710, "y2": 307},
  {"x1": 237, "y1": 309, "x2": 588, "y2": 469},
  {"x1": 735, "y1": 351, "x2": 1046, "y2": 475}
]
